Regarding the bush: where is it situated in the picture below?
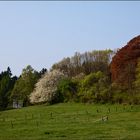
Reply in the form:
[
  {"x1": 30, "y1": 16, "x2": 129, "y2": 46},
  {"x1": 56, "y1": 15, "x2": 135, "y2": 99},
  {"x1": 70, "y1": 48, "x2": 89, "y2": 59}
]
[
  {"x1": 78, "y1": 71, "x2": 110, "y2": 103},
  {"x1": 57, "y1": 78, "x2": 78, "y2": 102}
]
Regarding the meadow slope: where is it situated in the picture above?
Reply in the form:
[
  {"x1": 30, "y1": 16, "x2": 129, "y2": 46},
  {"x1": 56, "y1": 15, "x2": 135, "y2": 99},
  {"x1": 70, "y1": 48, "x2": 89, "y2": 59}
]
[{"x1": 0, "y1": 103, "x2": 140, "y2": 140}]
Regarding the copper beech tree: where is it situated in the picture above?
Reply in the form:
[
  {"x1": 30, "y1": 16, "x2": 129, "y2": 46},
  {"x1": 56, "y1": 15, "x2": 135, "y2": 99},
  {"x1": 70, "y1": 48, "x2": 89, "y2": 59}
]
[{"x1": 110, "y1": 35, "x2": 140, "y2": 89}]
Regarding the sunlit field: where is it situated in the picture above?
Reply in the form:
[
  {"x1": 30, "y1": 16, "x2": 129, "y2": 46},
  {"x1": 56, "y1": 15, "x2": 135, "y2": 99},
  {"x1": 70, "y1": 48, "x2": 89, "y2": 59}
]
[{"x1": 0, "y1": 103, "x2": 140, "y2": 140}]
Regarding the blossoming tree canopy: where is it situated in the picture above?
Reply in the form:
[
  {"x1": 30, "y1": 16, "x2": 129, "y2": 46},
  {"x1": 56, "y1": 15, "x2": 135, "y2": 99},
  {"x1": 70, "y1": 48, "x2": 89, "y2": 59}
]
[{"x1": 29, "y1": 69, "x2": 66, "y2": 104}]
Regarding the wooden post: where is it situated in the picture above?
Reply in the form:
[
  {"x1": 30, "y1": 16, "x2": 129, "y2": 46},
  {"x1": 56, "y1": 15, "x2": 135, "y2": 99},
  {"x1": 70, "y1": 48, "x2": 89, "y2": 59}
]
[
  {"x1": 25, "y1": 114, "x2": 27, "y2": 120},
  {"x1": 11, "y1": 121, "x2": 14, "y2": 128},
  {"x1": 115, "y1": 107, "x2": 117, "y2": 112},
  {"x1": 106, "y1": 116, "x2": 108, "y2": 121},
  {"x1": 50, "y1": 112, "x2": 52, "y2": 118},
  {"x1": 32, "y1": 114, "x2": 34, "y2": 119},
  {"x1": 86, "y1": 110, "x2": 88, "y2": 115},
  {"x1": 101, "y1": 116, "x2": 104, "y2": 121}
]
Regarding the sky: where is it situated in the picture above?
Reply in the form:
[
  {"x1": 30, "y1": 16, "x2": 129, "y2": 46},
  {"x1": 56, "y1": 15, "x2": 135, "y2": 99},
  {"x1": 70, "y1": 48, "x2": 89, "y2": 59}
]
[{"x1": 0, "y1": 1, "x2": 140, "y2": 76}]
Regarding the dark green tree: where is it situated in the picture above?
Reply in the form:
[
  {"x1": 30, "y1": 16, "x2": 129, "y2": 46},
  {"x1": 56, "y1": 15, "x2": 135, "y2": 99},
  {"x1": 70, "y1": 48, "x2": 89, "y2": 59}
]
[
  {"x1": 0, "y1": 67, "x2": 17, "y2": 109},
  {"x1": 11, "y1": 65, "x2": 40, "y2": 106},
  {"x1": 39, "y1": 68, "x2": 47, "y2": 76},
  {"x1": 57, "y1": 78, "x2": 78, "y2": 102}
]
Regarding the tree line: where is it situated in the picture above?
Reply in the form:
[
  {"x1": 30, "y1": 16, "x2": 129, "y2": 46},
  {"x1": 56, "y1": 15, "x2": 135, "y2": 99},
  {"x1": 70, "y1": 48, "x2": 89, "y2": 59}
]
[
  {"x1": 0, "y1": 66, "x2": 47, "y2": 110},
  {"x1": 1, "y1": 49, "x2": 140, "y2": 110}
]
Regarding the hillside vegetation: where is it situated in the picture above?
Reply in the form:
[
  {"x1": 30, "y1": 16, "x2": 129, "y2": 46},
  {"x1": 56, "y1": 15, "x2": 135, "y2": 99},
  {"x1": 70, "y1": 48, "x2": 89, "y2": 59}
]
[{"x1": 1, "y1": 35, "x2": 140, "y2": 110}]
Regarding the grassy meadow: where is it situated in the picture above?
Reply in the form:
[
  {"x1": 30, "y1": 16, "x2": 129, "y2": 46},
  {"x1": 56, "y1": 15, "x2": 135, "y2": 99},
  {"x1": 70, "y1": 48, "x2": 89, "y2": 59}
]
[{"x1": 0, "y1": 103, "x2": 140, "y2": 140}]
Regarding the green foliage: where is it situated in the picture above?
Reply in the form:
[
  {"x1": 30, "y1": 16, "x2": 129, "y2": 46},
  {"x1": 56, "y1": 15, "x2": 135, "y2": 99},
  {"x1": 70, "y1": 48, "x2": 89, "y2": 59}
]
[
  {"x1": 1, "y1": 49, "x2": 140, "y2": 106},
  {"x1": 111, "y1": 81, "x2": 140, "y2": 105},
  {"x1": 0, "y1": 67, "x2": 17, "y2": 109},
  {"x1": 11, "y1": 65, "x2": 40, "y2": 106},
  {"x1": 78, "y1": 71, "x2": 111, "y2": 103},
  {"x1": 81, "y1": 71, "x2": 103, "y2": 87},
  {"x1": 57, "y1": 78, "x2": 78, "y2": 102}
]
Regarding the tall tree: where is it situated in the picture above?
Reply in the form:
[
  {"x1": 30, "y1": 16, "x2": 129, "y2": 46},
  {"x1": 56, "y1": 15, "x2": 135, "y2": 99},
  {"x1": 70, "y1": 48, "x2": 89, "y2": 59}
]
[
  {"x1": 11, "y1": 65, "x2": 40, "y2": 106},
  {"x1": 0, "y1": 67, "x2": 17, "y2": 109},
  {"x1": 51, "y1": 50, "x2": 113, "y2": 77}
]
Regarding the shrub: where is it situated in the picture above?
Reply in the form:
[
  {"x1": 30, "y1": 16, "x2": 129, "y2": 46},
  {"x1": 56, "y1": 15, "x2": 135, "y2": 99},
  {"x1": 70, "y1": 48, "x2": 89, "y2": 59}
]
[{"x1": 57, "y1": 78, "x2": 78, "y2": 102}]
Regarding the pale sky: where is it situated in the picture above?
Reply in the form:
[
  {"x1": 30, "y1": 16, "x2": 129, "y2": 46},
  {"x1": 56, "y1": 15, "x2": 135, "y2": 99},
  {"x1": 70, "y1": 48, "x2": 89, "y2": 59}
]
[{"x1": 0, "y1": 1, "x2": 140, "y2": 76}]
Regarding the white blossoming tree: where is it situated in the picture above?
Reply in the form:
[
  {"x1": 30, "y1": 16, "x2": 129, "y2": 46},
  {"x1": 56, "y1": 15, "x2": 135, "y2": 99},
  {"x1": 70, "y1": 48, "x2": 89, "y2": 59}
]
[{"x1": 29, "y1": 69, "x2": 66, "y2": 104}]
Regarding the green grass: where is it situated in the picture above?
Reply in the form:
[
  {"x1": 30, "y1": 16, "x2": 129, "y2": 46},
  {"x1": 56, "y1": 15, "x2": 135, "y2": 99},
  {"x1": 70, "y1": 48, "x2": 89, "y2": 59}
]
[{"x1": 0, "y1": 103, "x2": 140, "y2": 140}]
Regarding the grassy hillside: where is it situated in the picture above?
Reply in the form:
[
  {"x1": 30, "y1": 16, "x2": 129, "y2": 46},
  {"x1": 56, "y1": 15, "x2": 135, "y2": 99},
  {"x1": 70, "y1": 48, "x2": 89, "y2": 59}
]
[{"x1": 0, "y1": 103, "x2": 140, "y2": 140}]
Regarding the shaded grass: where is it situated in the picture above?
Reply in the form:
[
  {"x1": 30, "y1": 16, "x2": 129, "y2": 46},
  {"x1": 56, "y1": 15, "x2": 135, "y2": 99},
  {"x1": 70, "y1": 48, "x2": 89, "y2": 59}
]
[{"x1": 0, "y1": 103, "x2": 140, "y2": 140}]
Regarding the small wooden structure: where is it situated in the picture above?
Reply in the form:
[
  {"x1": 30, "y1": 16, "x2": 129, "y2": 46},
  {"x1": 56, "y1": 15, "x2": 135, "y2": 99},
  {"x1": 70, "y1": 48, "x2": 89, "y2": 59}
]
[{"x1": 13, "y1": 100, "x2": 23, "y2": 108}]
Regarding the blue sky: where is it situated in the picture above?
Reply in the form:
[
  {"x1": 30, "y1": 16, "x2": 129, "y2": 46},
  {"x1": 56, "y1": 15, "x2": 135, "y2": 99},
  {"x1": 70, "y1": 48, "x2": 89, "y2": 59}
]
[{"x1": 0, "y1": 1, "x2": 140, "y2": 76}]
